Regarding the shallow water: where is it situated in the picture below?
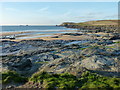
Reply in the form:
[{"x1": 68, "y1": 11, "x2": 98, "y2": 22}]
[
  {"x1": 65, "y1": 40, "x2": 89, "y2": 45},
  {"x1": 1, "y1": 26, "x2": 80, "y2": 39},
  {"x1": 17, "y1": 35, "x2": 53, "y2": 39}
]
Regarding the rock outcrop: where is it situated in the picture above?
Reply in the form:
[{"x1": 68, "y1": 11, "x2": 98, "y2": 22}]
[{"x1": 1, "y1": 33, "x2": 120, "y2": 77}]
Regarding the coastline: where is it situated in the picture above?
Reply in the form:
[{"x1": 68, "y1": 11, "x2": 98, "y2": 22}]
[
  {"x1": 1, "y1": 21, "x2": 120, "y2": 89},
  {"x1": 0, "y1": 32, "x2": 112, "y2": 41},
  {"x1": 0, "y1": 29, "x2": 114, "y2": 41},
  {"x1": 1, "y1": 1, "x2": 119, "y2": 89},
  {"x1": 0, "y1": 31, "x2": 33, "y2": 36}
]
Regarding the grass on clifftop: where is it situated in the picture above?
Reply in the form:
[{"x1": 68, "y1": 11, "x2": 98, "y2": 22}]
[
  {"x1": 61, "y1": 20, "x2": 118, "y2": 26},
  {"x1": 78, "y1": 20, "x2": 118, "y2": 26},
  {"x1": 29, "y1": 71, "x2": 120, "y2": 89}
]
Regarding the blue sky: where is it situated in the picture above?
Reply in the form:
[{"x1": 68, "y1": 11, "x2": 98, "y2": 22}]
[{"x1": 1, "y1": 2, "x2": 118, "y2": 25}]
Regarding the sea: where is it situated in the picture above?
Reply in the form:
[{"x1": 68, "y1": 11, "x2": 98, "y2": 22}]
[
  {"x1": 1, "y1": 25, "x2": 77, "y2": 32},
  {"x1": 0, "y1": 25, "x2": 79, "y2": 39}
]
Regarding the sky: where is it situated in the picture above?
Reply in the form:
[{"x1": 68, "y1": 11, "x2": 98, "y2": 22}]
[{"x1": 0, "y1": 2, "x2": 118, "y2": 25}]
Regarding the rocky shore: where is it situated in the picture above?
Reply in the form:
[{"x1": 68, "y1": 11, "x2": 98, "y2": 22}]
[
  {"x1": 1, "y1": 30, "x2": 120, "y2": 88},
  {"x1": 1, "y1": 20, "x2": 120, "y2": 89}
]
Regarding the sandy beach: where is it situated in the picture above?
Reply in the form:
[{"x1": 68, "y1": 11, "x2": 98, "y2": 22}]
[
  {"x1": 0, "y1": 32, "x2": 85, "y2": 41},
  {"x1": 0, "y1": 30, "x2": 113, "y2": 41},
  {"x1": 0, "y1": 31, "x2": 33, "y2": 36}
]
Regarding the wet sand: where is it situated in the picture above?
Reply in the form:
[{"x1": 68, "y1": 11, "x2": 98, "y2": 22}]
[{"x1": 0, "y1": 31, "x2": 111, "y2": 41}]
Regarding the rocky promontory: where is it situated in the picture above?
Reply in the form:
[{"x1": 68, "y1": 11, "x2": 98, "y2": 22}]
[{"x1": 60, "y1": 20, "x2": 119, "y2": 33}]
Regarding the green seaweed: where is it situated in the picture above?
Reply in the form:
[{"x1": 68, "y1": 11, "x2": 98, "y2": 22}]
[
  {"x1": 29, "y1": 71, "x2": 120, "y2": 89},
  {"x1": 2, "y1": 70, "x2": 28, "y2": 84}
]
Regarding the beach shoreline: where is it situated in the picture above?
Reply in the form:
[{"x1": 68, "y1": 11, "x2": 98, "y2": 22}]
[
  {"x1": 1, "y1": 28, "x2": 120, "y2": 89},
  {"x1": 0, "y1": 30, "x2": 114, "y2": 41},
  {"x1": 0, "y1": 31, "x2": 33, "y2": 36}
]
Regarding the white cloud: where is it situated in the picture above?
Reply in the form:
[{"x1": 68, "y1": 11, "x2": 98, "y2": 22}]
[
  {"x1": 63, "y1": 11, "x2": 71, "y2": 16},
  {"x1": 5, "y1": 8, "x2": 18, "y2": 12},
  {"x1": 103, "y1": 14, "x2": 118, "y2": 19},
  {"x1": 37, "y1": 7, "x2": 49, "y2": 12},
  {"x1": 86, "y1": 12, "x2": 103, "y2": 16},
  {"x1": 73, "y1": 11, "x2": 118, "y2": 22}
]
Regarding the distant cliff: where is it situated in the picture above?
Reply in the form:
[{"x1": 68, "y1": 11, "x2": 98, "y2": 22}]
[
  {"x1": 60, "y1": 20, "x2": 119, "y2": 33},
  {"x1": 60, "y1": 20, "x2": 118, "y2": 26}
]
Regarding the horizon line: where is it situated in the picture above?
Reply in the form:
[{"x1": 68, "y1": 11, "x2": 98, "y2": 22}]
[
  {"x1": 0, "y1": 19, "x2": 119, "y2": 26},
  {"x1": 0, "y1": 24, "x2": 58, "y2": 26}
]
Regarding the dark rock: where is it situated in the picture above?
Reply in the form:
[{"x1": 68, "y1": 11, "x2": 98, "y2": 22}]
[
  {"x1": 52, "y1": 36, "x2": 59, "y2": 38},
  {"x1": 62, "y1": 33, "x2": 83, "y2": 36},
  {"x1": 9, "y1": 58, "x2": 32, "y2": 71},
  {"x1": 109, "y1": 35, "x2": 120, "y2": 40}
]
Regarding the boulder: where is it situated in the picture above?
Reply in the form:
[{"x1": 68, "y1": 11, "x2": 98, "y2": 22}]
[
  {"x1": 8, "y1": 58, "x2": 32, "y2": 71},
  {"x1": 29, "y1": 53, "x2": 60, "y2": 62},
  {"x1": 80, "y1": 55, "x2": 116, "y2": 70}
]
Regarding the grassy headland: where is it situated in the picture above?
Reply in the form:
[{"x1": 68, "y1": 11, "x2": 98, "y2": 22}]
[
  {"x1": 60, "y1": 20, "x2": 119, "y2": 33},
  {"x1": 60, "y1": 20, "x2": 118, "y2": 26}
]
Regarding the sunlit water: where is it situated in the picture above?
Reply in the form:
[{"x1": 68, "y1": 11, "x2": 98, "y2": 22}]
[{"x1": 0, "y1": 25, "x2": 80, "y2": 39}]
